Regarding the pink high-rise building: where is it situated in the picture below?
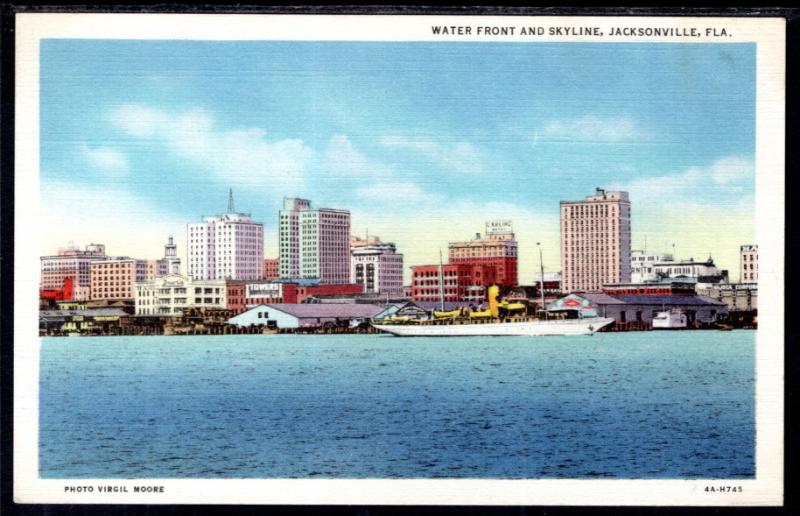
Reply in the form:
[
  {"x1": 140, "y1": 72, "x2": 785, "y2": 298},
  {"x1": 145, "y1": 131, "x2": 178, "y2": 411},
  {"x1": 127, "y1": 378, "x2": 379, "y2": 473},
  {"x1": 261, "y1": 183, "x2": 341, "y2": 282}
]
[{"x1": 560, "y1": 188, "x2": 631, "y2": 293}]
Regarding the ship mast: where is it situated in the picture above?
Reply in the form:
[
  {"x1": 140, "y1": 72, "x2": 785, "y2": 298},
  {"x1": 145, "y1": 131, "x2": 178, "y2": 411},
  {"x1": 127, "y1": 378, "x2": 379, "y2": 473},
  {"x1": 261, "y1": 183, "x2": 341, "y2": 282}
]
[
  {"x1": 537, "y1": 242, "x2": 545, "y2": 315},
  {"x1": 438, "y1": 249, "x2": 445, "y2": 311}
]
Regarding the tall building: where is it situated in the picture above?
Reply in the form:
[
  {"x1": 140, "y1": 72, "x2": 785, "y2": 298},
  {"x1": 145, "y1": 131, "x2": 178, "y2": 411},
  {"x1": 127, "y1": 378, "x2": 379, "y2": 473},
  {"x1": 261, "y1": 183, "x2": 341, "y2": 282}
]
[
  {"x1": 40, "y1": 243, "x2": 106, "y2": 291},
  {"x1": 187, "y1": 190, "x2": 264, "y2": 281},
  {"x1": 350, "y1": 235, "x2": 404, "y2": 296},
  {"x1": 448, "y1": 220, "x2": 518, "y2": 286},
  {"x1": 560, "y1": 188, "x2": 631, "y2": 292},
  {"x1": 90, "y1": 257, "x2": 150, "y2": 301},
  {"x1": 630, "y1": 250, "x2": 673, "y2": 283},
  {"x1": 279, "y1": 197, "x2": 350, "y2": 284},
  {"x1": 740, "y1": 244, "x2": 758, "y2": 283}
]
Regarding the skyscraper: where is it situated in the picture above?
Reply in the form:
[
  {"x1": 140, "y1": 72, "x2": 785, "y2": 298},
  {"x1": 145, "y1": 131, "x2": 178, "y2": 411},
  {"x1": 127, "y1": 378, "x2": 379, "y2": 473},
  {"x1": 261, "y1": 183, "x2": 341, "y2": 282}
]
[
  {"x1": 279, "y1": 198, "x2": 350, "y2": 284},
  {"x1": 560, "y1": 188, "x2": 631, "y2": 292},
  {"x1": 187, "y1": 191, "x2": 264, "y2": 280}
]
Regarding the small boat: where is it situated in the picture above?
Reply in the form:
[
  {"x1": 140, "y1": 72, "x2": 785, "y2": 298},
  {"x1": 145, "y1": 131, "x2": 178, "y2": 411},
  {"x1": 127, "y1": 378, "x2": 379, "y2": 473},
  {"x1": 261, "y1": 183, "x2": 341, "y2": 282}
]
[{"x1": 652, "y1": 309, "x2": 687, "y2": 330}]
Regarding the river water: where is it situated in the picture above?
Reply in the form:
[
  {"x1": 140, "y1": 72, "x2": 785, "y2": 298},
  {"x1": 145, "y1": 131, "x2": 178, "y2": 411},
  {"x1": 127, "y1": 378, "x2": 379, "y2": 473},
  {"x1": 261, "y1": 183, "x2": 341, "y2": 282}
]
[{"x1": 39, "y1": 331, "x2": 754, "y2": 478}]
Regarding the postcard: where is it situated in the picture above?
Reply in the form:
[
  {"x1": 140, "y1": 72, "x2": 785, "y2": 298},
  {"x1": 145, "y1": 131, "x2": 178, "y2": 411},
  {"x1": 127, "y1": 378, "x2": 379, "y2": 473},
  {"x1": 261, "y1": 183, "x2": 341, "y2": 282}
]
[{"x1": 13, "y1": 12, "x2": 784, "y2": 506}]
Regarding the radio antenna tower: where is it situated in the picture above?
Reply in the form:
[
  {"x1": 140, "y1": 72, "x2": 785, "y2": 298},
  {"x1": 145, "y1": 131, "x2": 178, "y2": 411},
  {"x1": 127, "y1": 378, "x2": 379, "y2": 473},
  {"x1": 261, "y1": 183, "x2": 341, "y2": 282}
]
[{"x1": 227, "y1": 188, "x2": 235, "y2": 213}]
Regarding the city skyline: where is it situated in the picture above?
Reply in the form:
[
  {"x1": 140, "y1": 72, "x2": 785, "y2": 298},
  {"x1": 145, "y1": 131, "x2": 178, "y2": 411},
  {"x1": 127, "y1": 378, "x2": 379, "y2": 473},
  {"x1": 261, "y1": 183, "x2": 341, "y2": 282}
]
[{"x1": 40, "y1": 40, "x2": 756, "y2": 281}]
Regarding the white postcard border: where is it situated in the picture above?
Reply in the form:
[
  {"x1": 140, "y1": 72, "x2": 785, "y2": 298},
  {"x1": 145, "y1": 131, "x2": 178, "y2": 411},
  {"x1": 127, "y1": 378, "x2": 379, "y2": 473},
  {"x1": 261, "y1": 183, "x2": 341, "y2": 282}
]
[{"x1": 14, "y1": 13, "x2": 785, "y2": 506}]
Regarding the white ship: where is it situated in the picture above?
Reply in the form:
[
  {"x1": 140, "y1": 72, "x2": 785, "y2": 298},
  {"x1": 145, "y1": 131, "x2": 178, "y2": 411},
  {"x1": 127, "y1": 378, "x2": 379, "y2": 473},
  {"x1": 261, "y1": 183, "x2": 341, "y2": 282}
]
[
  {"x1": 376, "y1": 252, "x2": 614, "y2": 337},
  {"x1": 373, "y1": 316, "x2": 614, "y2": 337},
  {"x1": 652, "y1": 309, "x2": 688, "y2": 330}
]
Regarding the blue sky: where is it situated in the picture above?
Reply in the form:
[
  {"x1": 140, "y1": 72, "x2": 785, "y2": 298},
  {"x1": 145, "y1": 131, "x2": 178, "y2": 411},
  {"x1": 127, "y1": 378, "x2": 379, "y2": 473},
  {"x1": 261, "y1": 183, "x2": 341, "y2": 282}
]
[{"x1": 40, "y1": 40, "x2": 756, "y2": 282}]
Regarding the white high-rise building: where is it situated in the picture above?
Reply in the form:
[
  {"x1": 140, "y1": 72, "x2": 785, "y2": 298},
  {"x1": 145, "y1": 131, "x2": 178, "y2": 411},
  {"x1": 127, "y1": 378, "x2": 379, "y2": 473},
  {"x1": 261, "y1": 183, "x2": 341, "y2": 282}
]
[
  {"x1": 279, "y1": 198, "x2": 351, "y2": 284},
  {"x1": 187, "y1": 191, "x2": 264, "y2": 281},
  {"x1": 350, "y1": 236, "x2": 404, "y2": 296},
  {"x1": 560, "y1": 188, "x2": 631, "y2": 292}
]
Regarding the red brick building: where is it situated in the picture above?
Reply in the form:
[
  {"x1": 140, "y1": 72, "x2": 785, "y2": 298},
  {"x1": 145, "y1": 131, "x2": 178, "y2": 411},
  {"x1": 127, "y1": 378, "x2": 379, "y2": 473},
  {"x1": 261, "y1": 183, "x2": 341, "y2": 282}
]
[
  {"x1": 411, "y1": 263, "x2": 497, "y2": 303},
  {"x1": 448, "y1": 221, "x2": 518, "y2": 287},
  {"x1": 226, "y1": 281, "x2": 364, "y2": 313},
  {"x1": 262, "y1": 258, "x2": 279, "y2": 280},
  {"x1": 449, "y1": 256, "x2": 517, "y2": 287},
  {"x1": 601, "y1": 282, "x2": 697, "y2": 296},
  {"x1": 292, "y1": 283, "x2": 363, "y2": 303},
  {"x1": 40, "y1": 277, "x2": 75, "y2": 302},
  {"x1": 226, "y1": 281, "x2": 247, "y2": 313}
]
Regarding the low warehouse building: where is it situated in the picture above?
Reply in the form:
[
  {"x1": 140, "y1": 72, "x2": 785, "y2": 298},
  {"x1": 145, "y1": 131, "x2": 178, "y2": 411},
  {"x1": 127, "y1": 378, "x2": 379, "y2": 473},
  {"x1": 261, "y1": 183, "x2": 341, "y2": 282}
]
[
  {"x1": 228, "y1": 303, "x2": 385, "y2": 329},
  {"x1": 551, "y1": 292, "x2": 727, "y2": 326}
]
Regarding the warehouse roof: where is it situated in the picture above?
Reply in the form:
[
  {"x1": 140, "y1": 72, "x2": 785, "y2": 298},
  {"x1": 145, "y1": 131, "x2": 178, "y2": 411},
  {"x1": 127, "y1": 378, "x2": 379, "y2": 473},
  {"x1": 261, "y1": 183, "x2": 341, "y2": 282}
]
[
  {"x1": 39, "y1": 308, "x2": 129, "y2": 317},
  {"x1": 574, "y1": 292, "x2": 627, "y2": 305},
  {"x1": 610, "y1": 294, "x2": 726, "y2": 306},
  {"x1": 262, "y1": 303, "x2": 385, "y2": 318},
  {"x1": 571, "y1": 292, "x2": 725, "y2": 306}
]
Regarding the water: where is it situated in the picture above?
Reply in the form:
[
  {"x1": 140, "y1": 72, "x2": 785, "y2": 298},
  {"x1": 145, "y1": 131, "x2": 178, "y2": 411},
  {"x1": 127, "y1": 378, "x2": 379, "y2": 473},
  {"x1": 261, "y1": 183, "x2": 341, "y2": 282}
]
[{"x1": 39, "y1": 331, "x2": 754, "y2": 479}]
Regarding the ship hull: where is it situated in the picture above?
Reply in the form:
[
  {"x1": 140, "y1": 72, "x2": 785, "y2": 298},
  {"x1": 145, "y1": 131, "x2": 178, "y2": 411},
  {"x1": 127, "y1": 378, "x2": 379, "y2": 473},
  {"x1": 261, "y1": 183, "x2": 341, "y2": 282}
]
[{"x1": 372, "y1": 317, "x2": 614, "y2": 337}]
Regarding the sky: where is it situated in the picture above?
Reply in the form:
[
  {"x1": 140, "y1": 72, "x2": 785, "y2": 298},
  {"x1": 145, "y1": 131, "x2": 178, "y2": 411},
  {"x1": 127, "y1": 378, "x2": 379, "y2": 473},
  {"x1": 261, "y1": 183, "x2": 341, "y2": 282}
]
[{"x1": 40, "y1": 40, "x2": 756, "y2": 283}]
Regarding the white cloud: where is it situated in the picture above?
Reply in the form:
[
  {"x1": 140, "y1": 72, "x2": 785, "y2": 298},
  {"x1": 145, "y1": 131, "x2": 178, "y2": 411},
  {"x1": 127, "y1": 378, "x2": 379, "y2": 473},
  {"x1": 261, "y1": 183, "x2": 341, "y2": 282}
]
[
  {"x1": 612, "y1": 155, "x2": 755, "y2": 276},
  {"x1": 707, "y1": 155, "x2": 753, "y2": 185},
  {"x1": 81, "y1": 145, "x2": 130, "y2": 177},
  {"x1": 611, "y1": 154, "x2": 754, "y2": 205},
  {"x1": 108, "y1": 104, "x2": 313, "y2": 193},
  {"x1": 109, "y1": 104, "x2": 164, "y2": 138},
  {"x1": 379, "y1": 135, "x2": 484, "y2": 174},
  {"x1": 355, "y1": 181, "x2": 442, "y2": 204},
  {"x1": 40, "y1": 180, "x2": 183, "y2": 265},
  {"x1": 322, "y1": 134, "x2": 394, "y2": 178},
  {"x1": 541, "y1": 116, "x2": 644, "y2": 142}
]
